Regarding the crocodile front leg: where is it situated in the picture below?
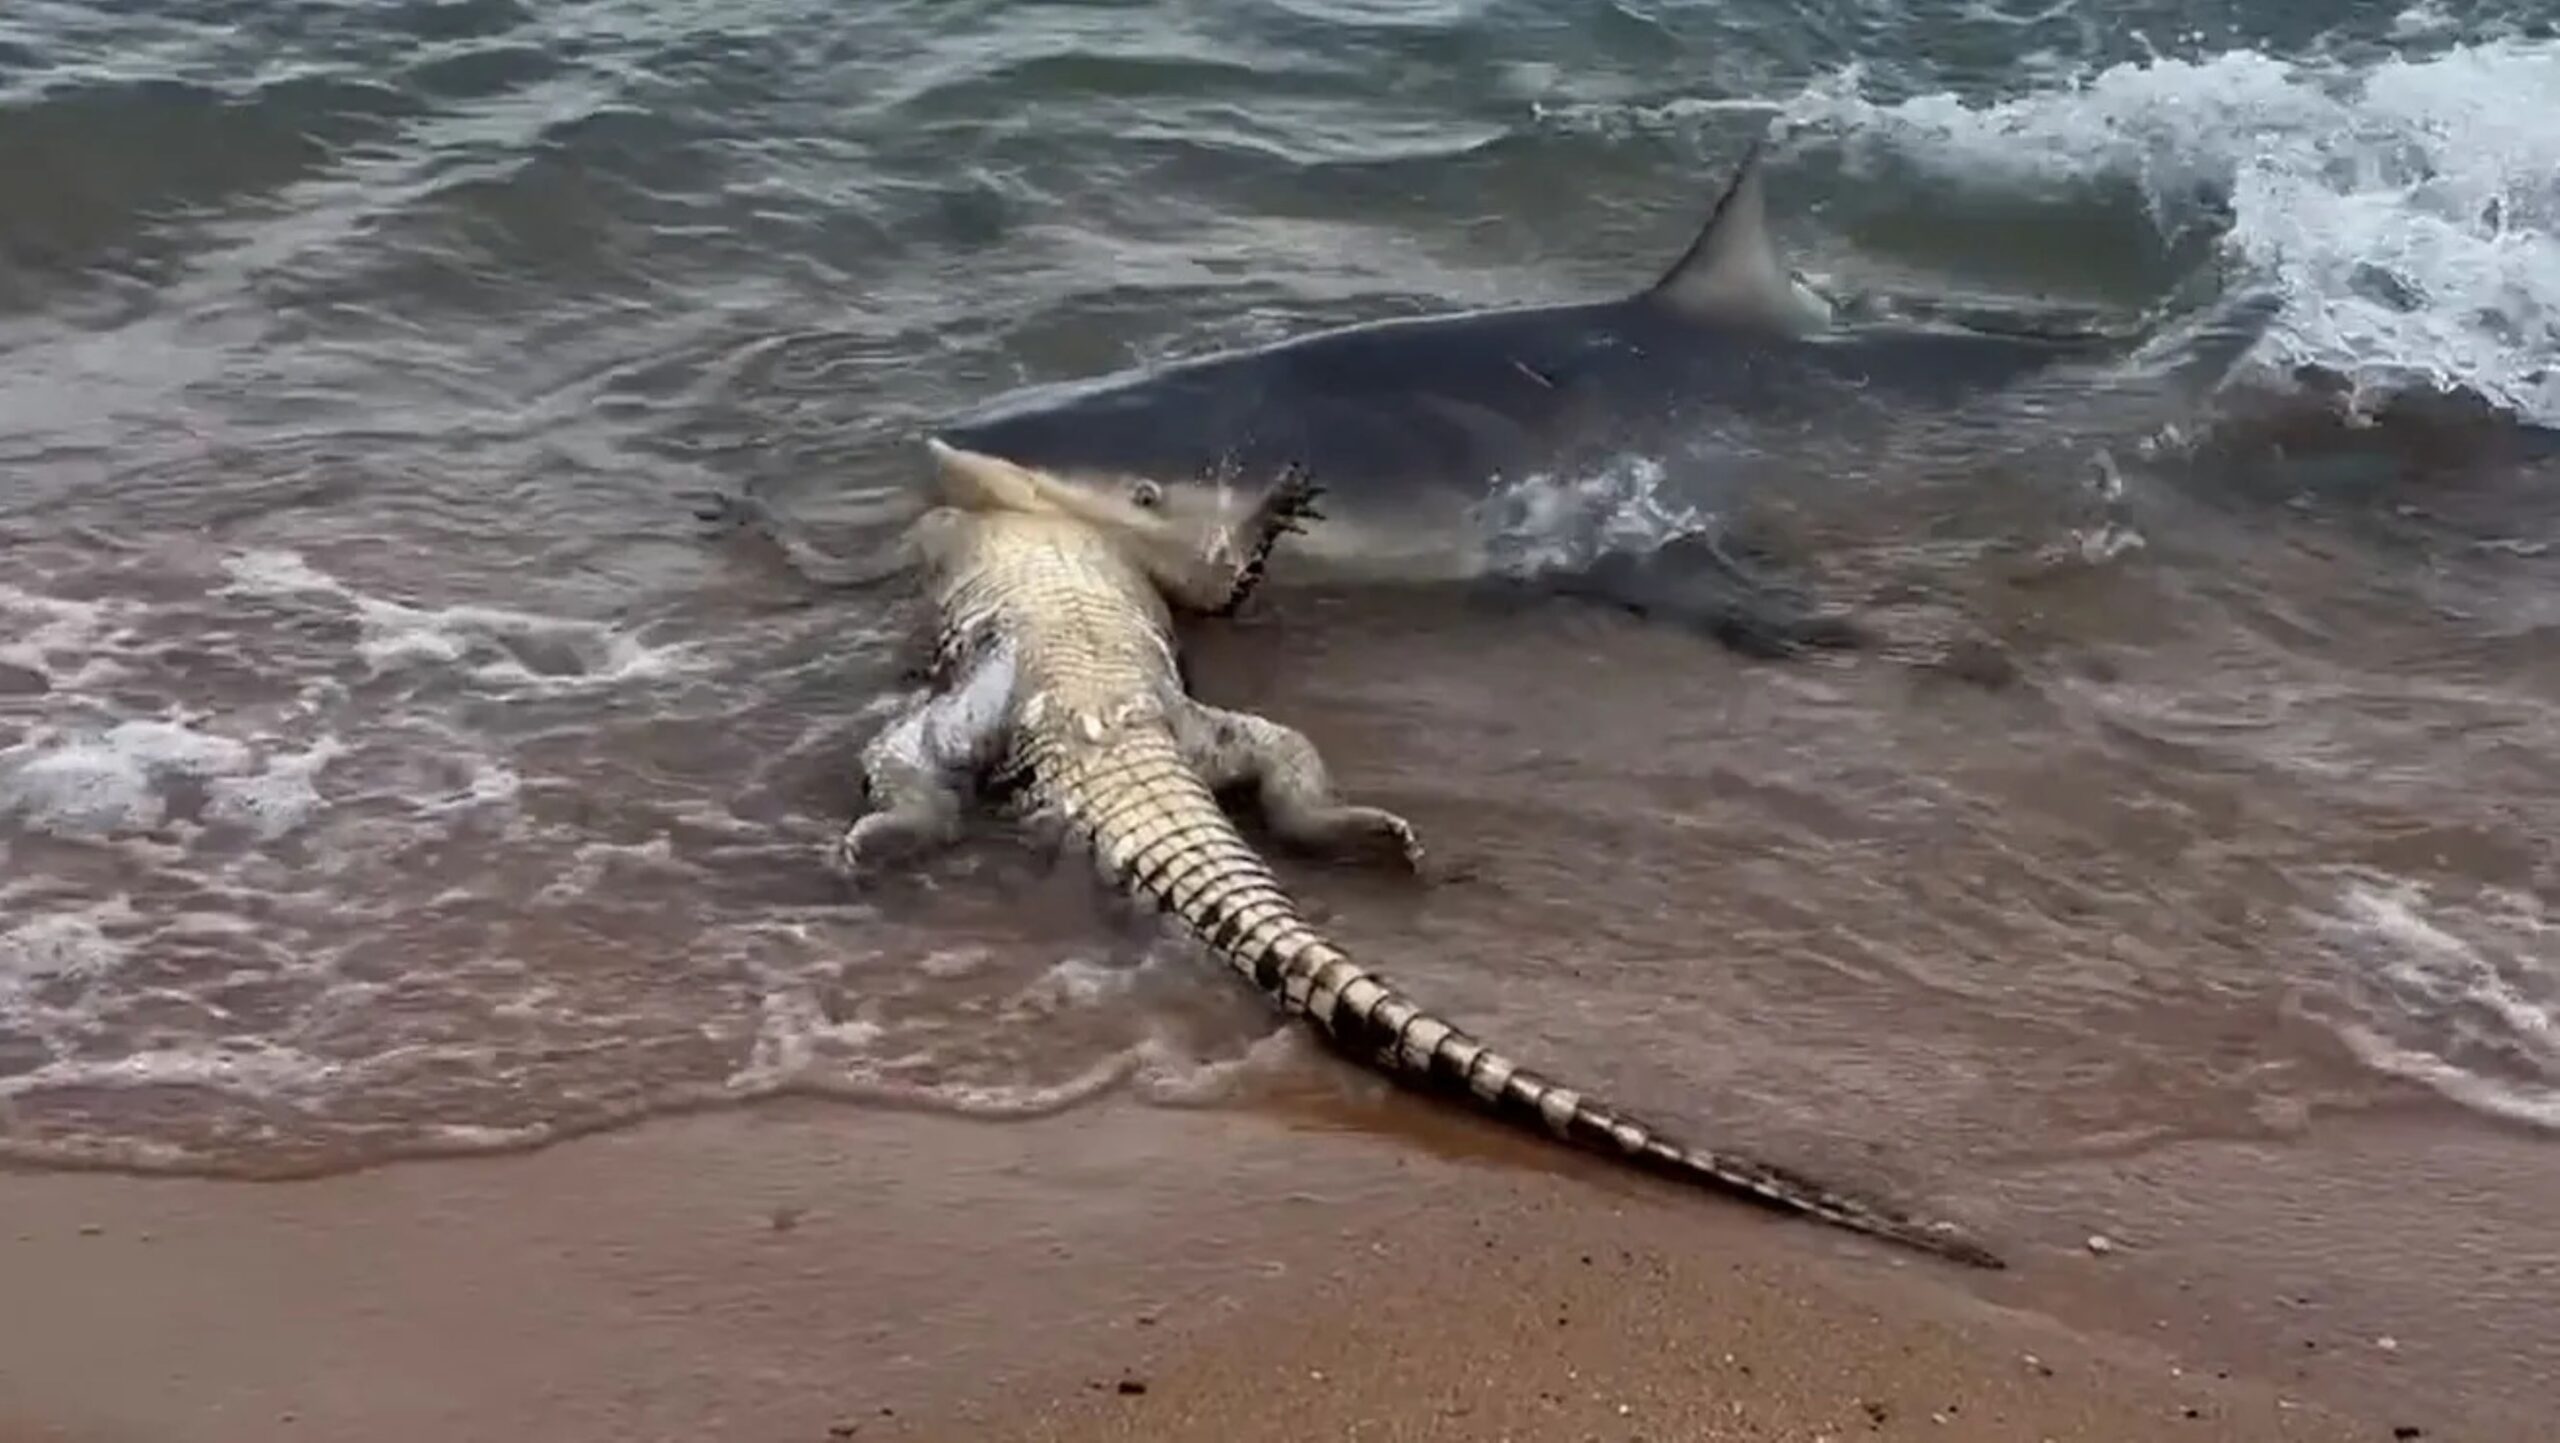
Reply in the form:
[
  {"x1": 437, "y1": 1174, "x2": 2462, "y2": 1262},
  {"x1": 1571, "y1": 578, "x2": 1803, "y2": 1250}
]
[
  {"x1": 1178, "y1": 701, "x2": 1425, "y2": 872},
  {"x1": 1207, "y1": 463, "x2": 1322, "y2": 616},
  {"x1": 1145, "y1": 464, "x2": 1322, "y2": 616}
]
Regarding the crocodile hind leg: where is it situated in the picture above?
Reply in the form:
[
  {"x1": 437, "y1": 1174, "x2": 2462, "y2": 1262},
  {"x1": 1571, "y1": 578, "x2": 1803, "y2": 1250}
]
[
  {"x1": 833, "y1": 709, "x2": 969, "y2": 877},
  {"x1": 832, "y1": 644, "x2": 1013, "y2": 877},
  {"x1": 1178, "y1": 702, "x2": 1425, "y2": 872}
]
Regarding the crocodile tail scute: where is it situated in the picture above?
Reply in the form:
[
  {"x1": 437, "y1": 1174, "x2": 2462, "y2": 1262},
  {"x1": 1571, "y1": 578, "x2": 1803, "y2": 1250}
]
[{"x1": 1294, "y1": 942, "x2": 2005, "y2": 1270}]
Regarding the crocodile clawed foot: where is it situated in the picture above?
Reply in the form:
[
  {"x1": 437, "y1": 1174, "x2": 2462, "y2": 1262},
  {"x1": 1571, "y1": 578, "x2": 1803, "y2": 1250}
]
[
  {"x1": 827, "y1": 810, "x2": 952, "y2": 883},
  {"x1": 1239, "y1": 465, "x2": 1324, "y2": 551},
  {"x1": 823, "y1": 824, "x2": 876, "y2": 884},
  {"x1": 1286, "y1": 803, "x2": 1428, "y2": 877},
  {"x1": 1358, "y1": 806, "x2": 1428, "y2": 876}
]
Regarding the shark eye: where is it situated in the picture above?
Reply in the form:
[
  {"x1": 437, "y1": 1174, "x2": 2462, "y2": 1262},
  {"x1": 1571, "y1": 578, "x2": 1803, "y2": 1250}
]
[{"x1": 1129, "y1": 479, "x2": 1164, "y2": 510}]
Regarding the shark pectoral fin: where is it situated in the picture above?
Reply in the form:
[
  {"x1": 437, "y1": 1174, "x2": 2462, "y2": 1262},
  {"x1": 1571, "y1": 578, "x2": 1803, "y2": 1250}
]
[
  {"x1": 1545, "y1": 533, "x2": 1871, "y2": 659},
  {"x1": 1643, "y1": 137, "x2": 1830, "y2": 334}
]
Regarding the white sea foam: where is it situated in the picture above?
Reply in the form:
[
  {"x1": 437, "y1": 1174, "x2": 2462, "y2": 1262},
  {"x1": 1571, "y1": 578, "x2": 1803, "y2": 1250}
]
[
  {"x1": 1757, "y1": 39, "x2": 2560, "y2": 424},
  {"x1": 850, "y1": 1055, "x2": 1144, "y2": 1119},
  {"x1": 0, "y1": 583, "x2": 137, "y2": 693},
  {"x1": 0, "y1": 542, "x2": 750, "y2": 1171},
  {"x1": 0, "y1": 718, "x2": 250, "y2": 835},
  {"x1": 530, "y1": 835, "x2": 681, "y2": 906},
  {"x1": 0, "y1": 714, "x2": 348, "y2": 841},
  {"x1": 200, "y1": 736, "x2": 344, "y2": 841},
  {"x1": 1133, "y1": 1027, "x2": 1308, "y2": 1107},
  {"x1": 728, "y1": 980, "x2": 887, "y2": 1094},
  {"x1": 1480, "y1": 454, "x2": 1714, "y2": 574},
  {"x1": 414, "y1": 755, "x2": 524, "y2": 816},
  {"x1": 1010, "y1": 954, "x2": 1139, "y2": 1015},
  {"x1": 0, "y1": 910, "x2": 128, "y2": 1006},
  {"x1": 2305, "y1": 873, "x2": 2559, "y2": 1129},
  {"x1": 218, "y1": 547, "x2": 701, "y2": 694},
  {"x1": 726, "y1": 966, "x2": 1147, "y2": 1119},
  {"x1": 15, "y1": 1040, "x2": 350, "y2": 1096}
]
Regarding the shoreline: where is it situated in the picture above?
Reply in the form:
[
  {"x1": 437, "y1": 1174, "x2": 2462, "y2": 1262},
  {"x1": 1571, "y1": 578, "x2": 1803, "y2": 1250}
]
[{"x1": 4, "y1": 1095, "x2": 2540, "y2": 1443}]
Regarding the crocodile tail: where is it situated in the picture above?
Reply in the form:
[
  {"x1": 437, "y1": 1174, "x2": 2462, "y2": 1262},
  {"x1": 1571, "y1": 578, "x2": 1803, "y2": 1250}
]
[
  {"x1": 1042, "y1": 735, "x2": 2002, "y2": 1271},
  {"x1": 1310, "y1": 964, "x2": 2005, "y2": 1269}
]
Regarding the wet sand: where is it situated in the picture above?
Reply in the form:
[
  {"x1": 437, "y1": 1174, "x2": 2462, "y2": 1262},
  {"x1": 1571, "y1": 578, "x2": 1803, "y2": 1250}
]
[{"x1": 3, "y1": 1094, "x2": 2536, "y2": 1443}]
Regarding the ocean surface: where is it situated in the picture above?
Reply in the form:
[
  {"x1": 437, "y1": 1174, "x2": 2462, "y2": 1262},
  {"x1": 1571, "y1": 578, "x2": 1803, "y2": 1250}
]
[{"x1": 1, "y1": 0, "x2": 2555, "y2": 1241}]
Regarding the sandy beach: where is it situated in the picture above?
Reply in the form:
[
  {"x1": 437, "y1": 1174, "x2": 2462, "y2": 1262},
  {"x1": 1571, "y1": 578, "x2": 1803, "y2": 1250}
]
[{"x1": 4, "y1": 1090, "x2": 2542, "y2": 1443}]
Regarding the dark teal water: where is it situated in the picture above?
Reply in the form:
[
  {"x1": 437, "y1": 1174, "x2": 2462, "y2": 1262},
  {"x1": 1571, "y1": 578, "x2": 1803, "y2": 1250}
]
[{"x1": 0, "y1": 0, "x2": 2554, "y2": 1251}]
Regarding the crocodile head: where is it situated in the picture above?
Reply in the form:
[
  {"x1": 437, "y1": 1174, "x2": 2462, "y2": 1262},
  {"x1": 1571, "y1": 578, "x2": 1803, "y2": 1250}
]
[{"x1": 921, "y1": 437, "x2": 1290, "y2": 612}]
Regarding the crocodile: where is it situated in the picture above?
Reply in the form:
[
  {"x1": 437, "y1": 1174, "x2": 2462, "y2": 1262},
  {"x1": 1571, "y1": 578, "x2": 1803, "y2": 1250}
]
[{"x1": 702, "y1": 439, "x2": 2004, "y2": 1269}]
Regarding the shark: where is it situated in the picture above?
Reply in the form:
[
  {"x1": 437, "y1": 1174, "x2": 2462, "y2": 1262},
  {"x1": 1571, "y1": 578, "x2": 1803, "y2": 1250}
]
[{"x1": 935, "y1": 138, "x2": 2153, "y2": 654}]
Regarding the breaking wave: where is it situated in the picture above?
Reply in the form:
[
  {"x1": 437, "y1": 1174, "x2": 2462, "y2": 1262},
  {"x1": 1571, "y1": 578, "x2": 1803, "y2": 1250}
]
[{"x1": 1773, "y1": 35, "x2": 2560, "y2": 426}]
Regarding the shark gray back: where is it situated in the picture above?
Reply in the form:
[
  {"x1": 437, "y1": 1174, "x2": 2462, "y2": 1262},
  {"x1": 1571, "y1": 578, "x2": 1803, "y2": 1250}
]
[{"x1": 938, "y1": 141, "x2": 2133, "y2": 650}]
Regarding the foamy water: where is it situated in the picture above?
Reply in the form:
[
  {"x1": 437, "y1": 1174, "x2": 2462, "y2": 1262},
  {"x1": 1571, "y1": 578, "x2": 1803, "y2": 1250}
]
[
  {"x1": 0, "y1": 544, "x2": 1285, "y2": 1172},
  {"x1": 1538, "y1": 27, "x2": 2560, "y2": 425},
  {"x1": 2306, "y1": 873, "x2": 2560, "y2": 1129},
  {"x1": 1780, "y1": 34, "x2": 2560, "y2": 424},
  {"x1": 0, "y1": 546, "x2": 733, "y2": 1170}
]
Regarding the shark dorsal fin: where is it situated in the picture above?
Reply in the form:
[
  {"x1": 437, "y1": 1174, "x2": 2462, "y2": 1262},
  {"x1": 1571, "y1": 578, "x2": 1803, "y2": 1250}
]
[{"x1": 1645, "y1": 139, "x2": 1819, "y2": 331}]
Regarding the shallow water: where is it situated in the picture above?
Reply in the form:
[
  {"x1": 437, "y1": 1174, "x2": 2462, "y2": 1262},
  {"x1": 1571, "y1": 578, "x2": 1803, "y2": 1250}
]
[{"x1": 0, "y1": 0, "x2": 2553, "y2": 1307}]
